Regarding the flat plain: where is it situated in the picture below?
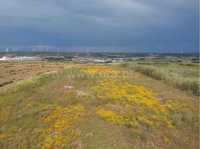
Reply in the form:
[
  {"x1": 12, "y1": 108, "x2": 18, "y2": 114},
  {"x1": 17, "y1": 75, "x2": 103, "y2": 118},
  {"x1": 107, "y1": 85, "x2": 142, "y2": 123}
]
[{"x1": 0, "y1": 61, "x2": 199, "y2": 149}]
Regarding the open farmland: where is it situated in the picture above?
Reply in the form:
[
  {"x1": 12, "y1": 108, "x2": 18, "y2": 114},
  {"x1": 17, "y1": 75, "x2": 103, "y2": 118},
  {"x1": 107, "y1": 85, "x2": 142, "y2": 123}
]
[
  {"x1": 0, "y1": 61, "x2": 65, "y2": 88},
  {"x1": 0, "y1": 61, "x2": 199, "y2": 149}
]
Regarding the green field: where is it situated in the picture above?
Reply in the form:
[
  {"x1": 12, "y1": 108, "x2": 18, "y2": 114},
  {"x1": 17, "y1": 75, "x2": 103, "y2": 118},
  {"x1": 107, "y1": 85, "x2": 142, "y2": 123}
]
[
  {"x1": 122, "y1": 62, "x2": 199, "y2": 96},
  {"x1": 0, "y1": 61, "x2": 199, "y2": 149}
]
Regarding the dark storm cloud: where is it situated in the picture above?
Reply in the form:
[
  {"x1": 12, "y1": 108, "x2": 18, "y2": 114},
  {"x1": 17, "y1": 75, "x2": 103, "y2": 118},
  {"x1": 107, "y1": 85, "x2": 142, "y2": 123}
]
[{"x1": 0, "y1": 0, "x2": 198, "y2": 52}]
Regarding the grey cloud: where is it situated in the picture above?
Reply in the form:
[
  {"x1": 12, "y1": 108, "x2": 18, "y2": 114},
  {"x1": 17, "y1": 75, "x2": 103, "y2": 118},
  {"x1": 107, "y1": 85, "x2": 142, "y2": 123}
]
[
  {"x1": 0, "y1": 0, "x2": 198, "y2": 51},
  {"x1": 0, "y1": 0, "x2": 194, "y2": 25}
]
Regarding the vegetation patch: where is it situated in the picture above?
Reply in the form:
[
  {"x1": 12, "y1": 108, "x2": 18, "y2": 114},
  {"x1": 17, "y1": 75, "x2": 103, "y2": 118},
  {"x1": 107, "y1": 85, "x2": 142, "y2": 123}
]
[
  {"x1": 123, "y1": 63, "x2": 200, "y2": 96},
  {"x1": 40, "y1": 104, "x2": 86, "y2": 149},
  {"x1": 0, "y1": 62, "x2": 198, "y2": 149},
  {"x1": 93, "y1": 79, "x2": 173, "y2": 129},
  {"x1": 80, "y1": 65, "x2": 121, "y2": 77}
]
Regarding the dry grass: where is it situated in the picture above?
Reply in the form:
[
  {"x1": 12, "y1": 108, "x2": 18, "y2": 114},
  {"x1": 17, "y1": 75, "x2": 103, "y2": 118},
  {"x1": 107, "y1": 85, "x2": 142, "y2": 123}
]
[
  {"x1": 0, "y1": 62, "x2": 198, "y2": 149},
  {"x1": 0, "y1": 61, "x2": 65, "y2": 88}
]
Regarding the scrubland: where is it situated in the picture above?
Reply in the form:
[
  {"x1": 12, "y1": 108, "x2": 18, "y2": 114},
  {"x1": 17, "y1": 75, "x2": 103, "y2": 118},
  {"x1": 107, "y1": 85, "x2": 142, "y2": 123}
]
[{"x1": 0, "y1": 61, "x2": 199, "y2": 149}]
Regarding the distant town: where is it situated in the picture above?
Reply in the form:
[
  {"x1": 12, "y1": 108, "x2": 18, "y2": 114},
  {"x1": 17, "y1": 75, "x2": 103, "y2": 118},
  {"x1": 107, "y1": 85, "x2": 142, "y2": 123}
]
[{"x1": 0, "y1": 51, "x2": 199, "y2": 63}]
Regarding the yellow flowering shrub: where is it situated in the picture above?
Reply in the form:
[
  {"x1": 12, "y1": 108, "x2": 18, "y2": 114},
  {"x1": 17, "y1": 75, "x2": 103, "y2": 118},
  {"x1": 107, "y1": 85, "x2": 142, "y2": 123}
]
[
  {"x1": 93, "y1": 79, "x2": 163, "y2": 109},
  {"x1": 40, "y1": 104, "x2": 85, "y2": 149},
  {"x1": 93, "y1": 79, "x2": 173, "y2": 128},
  {"x1": 0, "y1": 133, "x2": 9, "y2": 140},
  {"x1": 164, "y1": 99, "x2": 198, "y2": 128},
  {"x1": 96, "y1": 108, "x2": 139, "y2": 127},
  {"x1": 80, "y1": 65, "x2": 120, "y2": 76}
]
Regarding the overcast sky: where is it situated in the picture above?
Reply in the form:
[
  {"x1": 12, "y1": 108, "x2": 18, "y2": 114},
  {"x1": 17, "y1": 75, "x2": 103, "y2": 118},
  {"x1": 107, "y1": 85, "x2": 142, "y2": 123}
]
[{"x1": 0, "y1": 0, "x2": 199, "y2": 52}]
